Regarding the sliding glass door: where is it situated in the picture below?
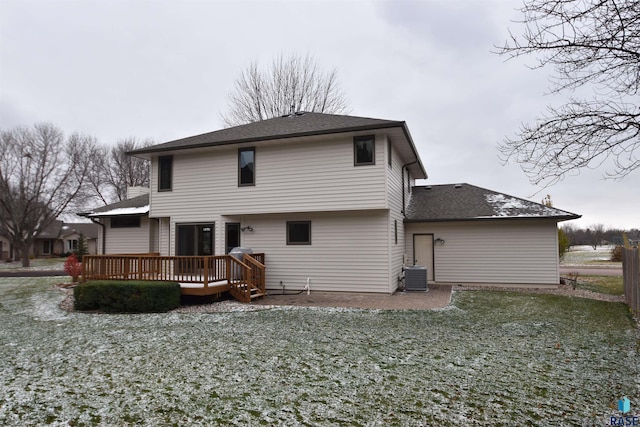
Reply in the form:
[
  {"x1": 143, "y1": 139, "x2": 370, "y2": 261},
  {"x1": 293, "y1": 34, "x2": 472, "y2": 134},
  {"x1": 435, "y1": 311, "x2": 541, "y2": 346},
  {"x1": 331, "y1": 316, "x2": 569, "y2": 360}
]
[{"x1": 176, "y1": 224, "x2": 214, "y2": 256}]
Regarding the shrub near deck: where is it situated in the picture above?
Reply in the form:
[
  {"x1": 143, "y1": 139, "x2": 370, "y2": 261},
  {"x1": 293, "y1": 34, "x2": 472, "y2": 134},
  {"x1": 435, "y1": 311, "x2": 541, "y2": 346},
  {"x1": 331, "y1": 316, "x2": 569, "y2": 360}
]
[{"x1": 74, "y1": 281, "x2": 180, "y2": 313}]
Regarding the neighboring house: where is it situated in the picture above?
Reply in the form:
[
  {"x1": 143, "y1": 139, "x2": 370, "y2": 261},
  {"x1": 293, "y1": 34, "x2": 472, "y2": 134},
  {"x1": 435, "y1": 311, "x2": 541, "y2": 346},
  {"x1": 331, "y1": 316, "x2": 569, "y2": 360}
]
[
  {"x1": 82, "y1": 112, "x2": 580, "y2": 292},
  {"x1": 58, "y1": 223, "x2": 99, "y2": 255},
  {"x1": 0, "y1": 234, "x2": 9, "y2": 261},
  {"x1": 33, "y1": 220, "x2": 64, "y2": 257},
  {"x1": 1, "y1": 221, "x2": 99, "y2": 260}
]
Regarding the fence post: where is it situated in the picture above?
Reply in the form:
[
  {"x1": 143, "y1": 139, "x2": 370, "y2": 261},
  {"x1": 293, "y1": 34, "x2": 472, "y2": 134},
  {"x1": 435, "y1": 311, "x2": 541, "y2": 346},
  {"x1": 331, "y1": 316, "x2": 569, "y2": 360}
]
[
  {"x1": 622, "y1": 247, "x2": 640, "y2": 319},
  {"x1": 635, "y1": 248, "x2": 640, "y2": 319}
]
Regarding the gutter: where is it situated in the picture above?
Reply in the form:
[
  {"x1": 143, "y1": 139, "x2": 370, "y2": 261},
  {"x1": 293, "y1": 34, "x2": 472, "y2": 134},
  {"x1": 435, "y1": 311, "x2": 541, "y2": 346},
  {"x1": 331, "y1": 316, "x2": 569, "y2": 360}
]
[{"x1": 402, "y1": 215, "x2": 582, "y2": 223}]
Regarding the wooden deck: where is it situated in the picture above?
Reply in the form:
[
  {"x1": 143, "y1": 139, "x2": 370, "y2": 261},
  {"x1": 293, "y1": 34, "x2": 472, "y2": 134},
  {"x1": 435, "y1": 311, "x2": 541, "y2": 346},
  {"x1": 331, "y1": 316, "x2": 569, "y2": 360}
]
[{"x1": 82, "y1": 253, "x2": 266, "y2": 303}]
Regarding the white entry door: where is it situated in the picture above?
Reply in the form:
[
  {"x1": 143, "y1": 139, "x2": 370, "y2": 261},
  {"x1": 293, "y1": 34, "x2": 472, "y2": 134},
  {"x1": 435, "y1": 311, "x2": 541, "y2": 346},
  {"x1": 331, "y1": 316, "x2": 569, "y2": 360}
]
[{"x1": 414, "y1": 234, "x2": 435, "y2": 281}]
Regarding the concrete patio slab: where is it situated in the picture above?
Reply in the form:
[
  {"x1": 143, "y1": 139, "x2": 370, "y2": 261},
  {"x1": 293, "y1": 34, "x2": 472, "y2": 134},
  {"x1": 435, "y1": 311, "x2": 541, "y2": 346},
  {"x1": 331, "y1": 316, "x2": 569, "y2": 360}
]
[{"x1": 253, "y1": 284, "x2": 453, "y2": 310}]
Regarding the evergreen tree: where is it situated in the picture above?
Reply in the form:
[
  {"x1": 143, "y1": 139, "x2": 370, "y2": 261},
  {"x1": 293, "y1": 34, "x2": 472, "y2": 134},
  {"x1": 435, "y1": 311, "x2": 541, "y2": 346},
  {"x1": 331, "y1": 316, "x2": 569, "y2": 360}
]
[{"x1": 76, "y1": 233, "x2": 89, "y2": 260}]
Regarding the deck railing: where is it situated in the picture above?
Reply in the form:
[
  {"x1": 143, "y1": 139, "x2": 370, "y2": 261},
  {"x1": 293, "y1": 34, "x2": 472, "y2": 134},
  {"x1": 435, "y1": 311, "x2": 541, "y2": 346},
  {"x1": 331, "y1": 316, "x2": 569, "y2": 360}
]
[
  {"x1": 244, "y1": 253, "x2": 266, "y2": 295},
  {"x1": 82, "y1": 253, "x2": 266, "y2": 303}
]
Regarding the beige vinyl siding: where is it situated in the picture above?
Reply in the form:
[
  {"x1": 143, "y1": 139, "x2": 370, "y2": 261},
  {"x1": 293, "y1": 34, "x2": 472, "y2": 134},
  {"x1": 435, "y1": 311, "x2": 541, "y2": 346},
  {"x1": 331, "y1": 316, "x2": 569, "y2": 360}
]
[
  {"x1": 238, "y1": 211, "x2": 390, "y2": 293},
  {"x1": 104, "y1": 217, "x2": 151, "y2": 254},
  {"x1": 406, "y1": 220, "x2": 560, "y2": 284},
  {"x1": 150, "y1": 219, "x2": 159, "y2": 253},
  {"x1": 150, "y1": 135, "x2": 387, "y2": 218},
  {"x1": 159, "y1": 218, "x2": 170, "y2": 256},
  {"x1": 385, "y1": 137, "x2": 408, "y2": 292}
]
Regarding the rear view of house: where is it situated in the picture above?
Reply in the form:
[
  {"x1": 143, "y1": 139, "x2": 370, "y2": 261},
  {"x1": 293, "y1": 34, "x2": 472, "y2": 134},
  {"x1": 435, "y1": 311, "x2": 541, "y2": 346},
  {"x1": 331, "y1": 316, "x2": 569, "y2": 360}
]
[{"x1": 83, "y1": 112, "x2": 579, "y2": 294}]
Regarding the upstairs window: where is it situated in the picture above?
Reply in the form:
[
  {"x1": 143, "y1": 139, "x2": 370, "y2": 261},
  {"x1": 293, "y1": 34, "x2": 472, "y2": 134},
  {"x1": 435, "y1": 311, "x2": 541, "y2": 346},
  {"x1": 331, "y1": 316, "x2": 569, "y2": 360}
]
[
  {"x1": 388, "y1": 140, "x2": 392, "y2": 168},
  {"x1": 354, "y1": 135, "x2": 375, "y2": 166},
  {"x1": 239, "y1": 148, "x2": 255, "y2": 186},
  {"x1": 158, "y1": 155, "x2": 173, "y2": 191},
  {"x1": 287, "y1": 221, "x2": 311, "y2": 245}
]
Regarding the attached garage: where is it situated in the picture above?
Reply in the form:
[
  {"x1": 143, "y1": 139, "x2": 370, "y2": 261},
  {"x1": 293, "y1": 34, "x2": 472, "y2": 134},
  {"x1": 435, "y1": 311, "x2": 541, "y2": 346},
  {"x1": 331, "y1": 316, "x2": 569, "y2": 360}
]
[{"x1": 404, "y1": 184, "x2": 580, "y2": 286}]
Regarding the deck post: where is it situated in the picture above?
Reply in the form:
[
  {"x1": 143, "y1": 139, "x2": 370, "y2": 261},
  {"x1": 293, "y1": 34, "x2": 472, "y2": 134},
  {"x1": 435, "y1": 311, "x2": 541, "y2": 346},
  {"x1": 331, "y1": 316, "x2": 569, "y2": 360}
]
[{"x1": 203, "y1": 256, "x2": 209, "y2": 288}]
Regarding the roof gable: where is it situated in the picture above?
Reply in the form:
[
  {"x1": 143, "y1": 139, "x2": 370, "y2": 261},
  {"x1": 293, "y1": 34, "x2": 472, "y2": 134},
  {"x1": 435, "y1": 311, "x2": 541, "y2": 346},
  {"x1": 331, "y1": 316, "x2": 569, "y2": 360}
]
[{"x1": 405, "y1": 183, "x2": 580, "y2": 222}]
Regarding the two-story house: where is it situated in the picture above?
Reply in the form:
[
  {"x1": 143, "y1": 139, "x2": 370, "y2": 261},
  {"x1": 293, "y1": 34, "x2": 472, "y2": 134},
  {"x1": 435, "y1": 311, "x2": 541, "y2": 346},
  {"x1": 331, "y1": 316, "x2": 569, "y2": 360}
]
[{"x1": 82, "y1": 112, "x2": 579, "y2": 293}]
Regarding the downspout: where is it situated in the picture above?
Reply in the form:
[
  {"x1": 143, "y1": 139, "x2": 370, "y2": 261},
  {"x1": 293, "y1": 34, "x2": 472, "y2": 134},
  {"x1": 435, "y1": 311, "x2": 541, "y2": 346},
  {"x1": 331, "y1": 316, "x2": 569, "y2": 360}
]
[{"x1": 401, "y1": 160, "x2": 418, "y2": 217}]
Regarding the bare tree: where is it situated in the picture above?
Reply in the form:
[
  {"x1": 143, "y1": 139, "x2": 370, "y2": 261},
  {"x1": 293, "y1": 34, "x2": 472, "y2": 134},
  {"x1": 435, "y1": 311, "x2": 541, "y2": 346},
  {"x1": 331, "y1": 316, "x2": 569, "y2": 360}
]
[
  {"x1": 222, "y1": 53, "x2": 349, "y2": 127},
  {"x1": 497, "y1": 0, "x2": 640, "y2": 187},
  {"x1": 0, "y1": 123, "x2": 98, "y2": 266},
  {"x1": 87, "y1": 138, "x2": 152, "y2": 204},
  {"x1": 587, "y1": 223, "x2": 605, "y2": 250}
]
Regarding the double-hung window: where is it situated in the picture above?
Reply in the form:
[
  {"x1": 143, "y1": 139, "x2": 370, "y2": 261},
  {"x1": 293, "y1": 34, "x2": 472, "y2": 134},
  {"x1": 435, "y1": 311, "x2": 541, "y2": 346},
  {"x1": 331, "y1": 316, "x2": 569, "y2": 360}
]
[
  {"x1": 158, "y1": 155, "x2": 173, "y2": 191},
  {"x1": 239, "y1": 148, "x2": 255, "y2": 186},
  {"x1": 354, "y1": 135, "x2": 375, "y2": 166}
]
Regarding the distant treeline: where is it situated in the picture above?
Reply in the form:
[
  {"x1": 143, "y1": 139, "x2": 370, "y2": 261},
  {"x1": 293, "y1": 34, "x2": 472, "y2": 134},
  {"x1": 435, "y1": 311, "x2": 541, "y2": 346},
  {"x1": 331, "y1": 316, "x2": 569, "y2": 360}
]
[{"x1": 561, "y1": 225, "x2": 640, "y2": 249}]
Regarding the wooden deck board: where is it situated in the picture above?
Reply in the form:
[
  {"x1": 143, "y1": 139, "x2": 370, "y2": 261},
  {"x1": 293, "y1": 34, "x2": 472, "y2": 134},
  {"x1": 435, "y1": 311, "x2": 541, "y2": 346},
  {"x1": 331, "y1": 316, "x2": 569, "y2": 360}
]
[{"x1": 180, "y1": 281, "x2": 231, "y2": 296}]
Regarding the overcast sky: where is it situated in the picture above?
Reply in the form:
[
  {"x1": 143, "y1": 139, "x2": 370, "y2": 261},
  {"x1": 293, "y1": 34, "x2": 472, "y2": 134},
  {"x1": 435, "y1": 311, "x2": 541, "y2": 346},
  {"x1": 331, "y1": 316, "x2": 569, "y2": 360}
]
[{"x1": 1, "y1": 0, "x2": 638, "y2": 229}]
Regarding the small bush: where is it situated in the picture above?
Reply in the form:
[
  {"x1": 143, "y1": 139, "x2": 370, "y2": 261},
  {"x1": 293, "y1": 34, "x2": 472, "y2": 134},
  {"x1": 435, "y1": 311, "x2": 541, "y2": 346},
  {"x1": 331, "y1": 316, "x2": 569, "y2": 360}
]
[
  {"x1": 610, "y1": 245, "x2": 623, "y2": 262},
  {"x1": 74, "y1": 281, "x2": 181, "y2": 313},
  {"x1": 64, "y1": 254, "x2": 82, "y2": 281}
]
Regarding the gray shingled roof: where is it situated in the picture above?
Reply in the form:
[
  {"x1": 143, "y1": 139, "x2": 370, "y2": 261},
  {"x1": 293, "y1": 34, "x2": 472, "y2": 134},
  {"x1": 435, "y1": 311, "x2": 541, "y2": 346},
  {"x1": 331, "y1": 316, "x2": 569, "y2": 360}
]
[
  {"x1": 130, "y1": 112, "x2": 404, "y2": 154},
  {"x1": 128, "y1": 112, "x2": 427, "y2": 178},
  {"x1": 37, "y1": 220, "x2": 64, "y2": 239},
  {"x1": 60, "y1": 223, "x2": 99, "y2": 239},
  {"x1": 80, "y1": 194, "x2": 149, "y2": 217},
  {"x1": 405, "y1": 183, "x2": 580, "y2": 222}
]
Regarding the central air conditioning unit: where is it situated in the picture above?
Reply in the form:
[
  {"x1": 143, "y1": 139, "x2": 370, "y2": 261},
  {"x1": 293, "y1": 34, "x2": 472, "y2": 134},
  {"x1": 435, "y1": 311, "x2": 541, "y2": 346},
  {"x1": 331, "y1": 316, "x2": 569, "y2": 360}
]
[{"x1": 405, "y1": 266, "x2": 428, "y2": 291}]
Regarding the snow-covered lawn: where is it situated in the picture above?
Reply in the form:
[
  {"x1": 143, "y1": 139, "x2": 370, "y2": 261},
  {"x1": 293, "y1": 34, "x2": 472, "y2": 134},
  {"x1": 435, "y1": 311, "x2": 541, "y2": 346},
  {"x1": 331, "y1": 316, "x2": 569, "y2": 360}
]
[
  {"x1": 1, "y1": 278, "x2": 638, "y2": 426},
  {"x1": 562, "y1": 245, "x2": 620, "y2": 266},
  {"x1": 0, "y1": 258, "x2": 65, "y2": 271}
]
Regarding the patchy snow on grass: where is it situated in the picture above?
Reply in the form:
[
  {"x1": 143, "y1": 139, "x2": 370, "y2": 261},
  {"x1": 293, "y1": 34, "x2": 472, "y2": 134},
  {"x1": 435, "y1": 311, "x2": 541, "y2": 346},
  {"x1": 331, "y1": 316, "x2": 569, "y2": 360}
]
[
  {"x1": 562, "y1": 245, "x2": 619, "y2": 266},
  {"x1": 0, "y1": 258, "x2": 65, "y2": 271},
  {"x1": 0, "y1": 278, "x2": 638, "y2": 426}
]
